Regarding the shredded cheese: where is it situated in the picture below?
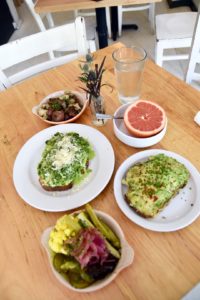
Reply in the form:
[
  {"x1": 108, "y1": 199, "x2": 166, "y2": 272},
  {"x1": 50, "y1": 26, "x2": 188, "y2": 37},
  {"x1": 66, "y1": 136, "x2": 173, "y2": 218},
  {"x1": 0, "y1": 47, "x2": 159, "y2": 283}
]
[{"x1": 51, "y1": 136, "x2": 79, "y2": 170}]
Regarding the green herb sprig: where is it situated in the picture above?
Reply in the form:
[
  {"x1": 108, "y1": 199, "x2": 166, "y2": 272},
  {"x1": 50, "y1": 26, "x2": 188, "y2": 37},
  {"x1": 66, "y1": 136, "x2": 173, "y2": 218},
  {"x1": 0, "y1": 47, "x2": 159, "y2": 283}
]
[{"x1": 78, "y1": 54, "x2": 111, "y2": 104}]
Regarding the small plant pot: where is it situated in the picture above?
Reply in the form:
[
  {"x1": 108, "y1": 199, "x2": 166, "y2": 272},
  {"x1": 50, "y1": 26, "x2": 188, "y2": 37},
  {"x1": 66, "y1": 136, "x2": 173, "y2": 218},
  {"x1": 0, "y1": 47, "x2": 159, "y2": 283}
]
[{"x1": 90, "y1": 95, "x2": 107, "y2": 126}]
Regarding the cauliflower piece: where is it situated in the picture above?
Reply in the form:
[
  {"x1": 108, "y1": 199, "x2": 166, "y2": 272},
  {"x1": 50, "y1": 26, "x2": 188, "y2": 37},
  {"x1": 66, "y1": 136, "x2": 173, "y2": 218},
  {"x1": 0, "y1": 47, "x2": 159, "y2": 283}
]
[
  {"x1": 48, "y1": 214, "x2": 81, "y2": 254},
  {"x1": 49, "y1": 229, "x2": 68, "y2": 254},
  {"x1": 37, "y1": 107, "x2": 48, "y2": 119}
]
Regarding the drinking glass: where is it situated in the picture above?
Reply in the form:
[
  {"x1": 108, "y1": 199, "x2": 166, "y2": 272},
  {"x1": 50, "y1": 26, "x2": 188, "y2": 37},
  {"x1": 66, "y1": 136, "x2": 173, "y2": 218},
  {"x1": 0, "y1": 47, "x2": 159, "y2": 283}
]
[{"x1": 112, "y1": 46, "x2": 147, "y2": 104}]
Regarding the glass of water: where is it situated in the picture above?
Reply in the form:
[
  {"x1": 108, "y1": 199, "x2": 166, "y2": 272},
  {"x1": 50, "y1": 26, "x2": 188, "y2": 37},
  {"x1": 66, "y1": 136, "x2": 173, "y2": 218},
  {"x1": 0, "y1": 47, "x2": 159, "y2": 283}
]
[{"x1": 112, "y1": 46, "x2": 147, "y2": 104}]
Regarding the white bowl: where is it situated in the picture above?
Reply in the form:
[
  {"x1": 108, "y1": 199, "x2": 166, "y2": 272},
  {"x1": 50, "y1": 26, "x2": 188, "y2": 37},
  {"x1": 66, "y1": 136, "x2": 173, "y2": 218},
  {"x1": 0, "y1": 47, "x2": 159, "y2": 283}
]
[
  {"x1": 41, "y1": 210, "x2": 134, "y2": 293},
  {"x1": 113, "y1": 103, "x2": 167, "y2": 148},
  {"x1": 32, "y1": 90, "x2": 88, "y2": 125}
]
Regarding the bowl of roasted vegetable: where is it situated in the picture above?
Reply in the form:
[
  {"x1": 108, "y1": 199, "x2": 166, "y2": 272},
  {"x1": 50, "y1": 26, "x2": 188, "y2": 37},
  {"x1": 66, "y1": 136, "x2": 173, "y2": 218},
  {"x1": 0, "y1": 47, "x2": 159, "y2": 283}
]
[
  {"x1": 41, "y1": 204, "x2": 134, "y2": 292},
  {"x1": 32, "y1": 90, "x2": 88, "y2": 125}
]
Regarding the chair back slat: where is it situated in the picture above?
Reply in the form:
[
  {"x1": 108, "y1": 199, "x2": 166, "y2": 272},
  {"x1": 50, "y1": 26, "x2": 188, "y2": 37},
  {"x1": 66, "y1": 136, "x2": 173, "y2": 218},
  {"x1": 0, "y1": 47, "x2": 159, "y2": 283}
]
[
  {"x1": 9, "y1": 53, "x2": 78, "y2": 85},
  {"x1": 0, "y1": 17, "x2": 88, "y2": 90},
  {"x1": 0, "y1": 23, "x2": 81, "y2": 70}
]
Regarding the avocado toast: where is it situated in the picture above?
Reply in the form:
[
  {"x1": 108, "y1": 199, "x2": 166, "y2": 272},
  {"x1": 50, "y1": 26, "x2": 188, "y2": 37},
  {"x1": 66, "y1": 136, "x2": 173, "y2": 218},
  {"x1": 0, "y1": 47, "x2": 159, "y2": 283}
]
[
  {"x1": 37, "y1": 132, "x2": 95, "y2": 191},
  {"x1": 122, "y1": 154, "x2": 190, "y2": 218}
]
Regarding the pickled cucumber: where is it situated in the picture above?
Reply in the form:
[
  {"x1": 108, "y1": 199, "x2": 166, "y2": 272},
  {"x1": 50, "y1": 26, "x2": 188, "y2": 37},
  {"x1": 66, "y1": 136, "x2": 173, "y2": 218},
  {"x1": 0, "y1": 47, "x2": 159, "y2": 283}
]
[
  {"x1": 53, "y1": 254, "x2": 94, "y2": 288},
  {"x1": 61, "y1": 260, "x2": 80, "y2": 272},
  {"x1": 77, "y1": 211, "x2": 94, "y2": 228},
  {"x1": 68, "y1": 272, "x2": 92, "y2": 289},
  {"x1": 53, "y1": 253, "x2": 67, "y2": 272},
  {"x1": 49, "y1": 204, "x2": 121, "y2": 289},
  {"x1": 85, "y1": 204, "x2": 120, "y2": 248}
]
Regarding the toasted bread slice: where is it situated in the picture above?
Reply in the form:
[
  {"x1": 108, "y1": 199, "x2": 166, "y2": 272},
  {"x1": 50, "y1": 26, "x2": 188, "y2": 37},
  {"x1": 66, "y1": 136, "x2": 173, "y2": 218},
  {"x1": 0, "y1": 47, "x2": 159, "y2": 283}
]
[
  {"x1": 37, "y1": 132, "x2": 95, "y2": 192},
  {"x1": 39, "y1": 179, "x2": 73, "y2": 191},
  {"x1": 39, "y1": 159, "x2": 89, "y2": 192},
  {"x1": 123, "y1": 154, "x2": 190, "y2": 218}
]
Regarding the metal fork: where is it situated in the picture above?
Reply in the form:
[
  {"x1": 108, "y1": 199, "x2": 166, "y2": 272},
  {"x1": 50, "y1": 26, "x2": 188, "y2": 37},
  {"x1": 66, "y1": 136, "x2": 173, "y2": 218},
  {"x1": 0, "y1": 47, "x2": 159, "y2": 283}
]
[{"x1": 96, "y1": 113, "x2": 124, "y2": 120}]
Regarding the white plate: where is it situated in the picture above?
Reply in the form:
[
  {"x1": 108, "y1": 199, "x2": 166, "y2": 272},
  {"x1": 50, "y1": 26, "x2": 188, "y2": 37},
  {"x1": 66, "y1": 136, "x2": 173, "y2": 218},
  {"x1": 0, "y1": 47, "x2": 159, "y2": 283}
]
[
  {"x1": 114, "y1": 149, "x2": 200, "y2": 232},
  {"x1": 13, "y1": 124, "x2": 115, "y2": 212}
]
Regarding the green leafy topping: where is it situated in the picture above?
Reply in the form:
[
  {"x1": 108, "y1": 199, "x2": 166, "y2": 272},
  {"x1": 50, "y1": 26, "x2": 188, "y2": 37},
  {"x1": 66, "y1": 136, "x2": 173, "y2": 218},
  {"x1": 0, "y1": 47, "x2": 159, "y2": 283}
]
[{"x1": 37, "y1": 132, "x2": 95, "y2": 187}]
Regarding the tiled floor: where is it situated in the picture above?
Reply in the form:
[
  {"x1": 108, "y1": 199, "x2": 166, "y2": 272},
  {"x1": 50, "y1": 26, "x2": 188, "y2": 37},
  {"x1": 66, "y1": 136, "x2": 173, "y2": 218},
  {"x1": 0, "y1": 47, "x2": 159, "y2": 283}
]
[{"x1": 8, "y1": 1, "x2": 199, "y2": 91}]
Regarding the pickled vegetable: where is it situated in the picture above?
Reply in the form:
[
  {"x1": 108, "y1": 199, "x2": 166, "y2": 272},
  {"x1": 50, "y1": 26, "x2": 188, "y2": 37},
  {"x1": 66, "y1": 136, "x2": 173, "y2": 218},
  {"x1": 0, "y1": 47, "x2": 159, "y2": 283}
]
[
  {"x1": 85, "y1": 204, "x2": 120, "y2": 249},
  {"x1": 76, "y1": 211, "x2": 121, "y2": 259},
  {"x1": 68, "y1": 272, "x2": 91, "y2": 289},
  {"x1": 61, "y1": 260, "x2": 80, "y2": 272},
  {"x1": 53, "y1": 254, "x2": 93, "y2": 289},
  {"x1": 77, "y1": 211, "x2": 94, "y2": 228},
  {"x1": 48, "y1": 204, "x2": 121, "y2": 289},
  {"x1": 53, "y1": 253, "x2": 67, "y2": 272},
  {"x1": 85, "y1": 253, "x2": 119, "y2": 280}
]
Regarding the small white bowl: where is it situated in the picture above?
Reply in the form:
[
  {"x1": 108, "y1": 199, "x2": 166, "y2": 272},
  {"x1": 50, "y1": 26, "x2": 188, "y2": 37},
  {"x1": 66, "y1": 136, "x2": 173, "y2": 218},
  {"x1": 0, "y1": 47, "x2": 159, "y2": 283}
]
[
  {"x1": 41, "y1": 210, "x2": 134, "y2": 293},
  {"x1": 113, "y1": 104, "x2": 167, "y2": 148},
  {"x1": 32, "y1": 90, "x2": 88, "y2": 125}
]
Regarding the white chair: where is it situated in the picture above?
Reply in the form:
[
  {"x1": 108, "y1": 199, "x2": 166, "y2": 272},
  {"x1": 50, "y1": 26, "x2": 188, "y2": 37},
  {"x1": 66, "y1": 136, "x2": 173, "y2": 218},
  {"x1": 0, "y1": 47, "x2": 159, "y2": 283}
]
[
  {"x1": 118, "y1": 4, "x2": 155, "y2": 37},
  {"x1": 74, "y1": 7, "x2": 111, "y2": 38},
  {"x1": 24, "y1": 0, "x2": 96, "y2": 53},
  {"x1": 185, "y1": 12, "x2": 200, "y2": 84},
  {"x1": 6, "y1": 0, "x2": 22, "y2": 29},
  {"x1": 155, "y1": 12, "x2": 197, "y2": 67},
  {"x1": 24, "y1": 0, "x2": 55, "y2": 31},
  {"x1": 0, "y1": 17, "x2": 90, "y2": 90}
]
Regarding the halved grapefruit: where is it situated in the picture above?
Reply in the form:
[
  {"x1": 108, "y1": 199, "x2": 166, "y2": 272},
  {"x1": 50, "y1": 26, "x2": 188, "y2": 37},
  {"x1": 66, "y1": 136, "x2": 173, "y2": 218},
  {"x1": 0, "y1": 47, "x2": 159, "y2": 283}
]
[{"x1": 124, "y1": 100, "x2": 166, "y2": 138}]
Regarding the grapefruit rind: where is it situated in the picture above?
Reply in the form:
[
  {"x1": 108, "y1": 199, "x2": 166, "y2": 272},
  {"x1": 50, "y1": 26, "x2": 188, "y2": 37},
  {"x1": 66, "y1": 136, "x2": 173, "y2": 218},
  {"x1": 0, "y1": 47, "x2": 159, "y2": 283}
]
[{"x1": 124, "y1": 100, "x2": 166, "y2": 138}]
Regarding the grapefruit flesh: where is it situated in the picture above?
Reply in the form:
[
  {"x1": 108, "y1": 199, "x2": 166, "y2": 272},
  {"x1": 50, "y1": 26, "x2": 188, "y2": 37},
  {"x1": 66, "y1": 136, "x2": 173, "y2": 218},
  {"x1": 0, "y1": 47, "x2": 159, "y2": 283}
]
[{"x1": 124, "y1": 100, "x2": 166, "y2": 137}]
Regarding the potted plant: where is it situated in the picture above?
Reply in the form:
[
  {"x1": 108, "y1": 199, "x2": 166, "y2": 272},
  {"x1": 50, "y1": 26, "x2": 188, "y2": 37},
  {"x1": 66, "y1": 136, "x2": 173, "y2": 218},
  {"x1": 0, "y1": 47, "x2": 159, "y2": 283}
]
[{"x1": 79, "y1": 54, "x2": 110, "y2": 126}]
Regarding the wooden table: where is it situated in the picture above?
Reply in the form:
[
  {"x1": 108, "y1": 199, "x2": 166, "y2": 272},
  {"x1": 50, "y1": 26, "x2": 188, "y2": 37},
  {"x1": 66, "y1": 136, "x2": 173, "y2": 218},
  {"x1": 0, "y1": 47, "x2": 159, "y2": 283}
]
[
  {"x1": 35, "y1": 0, "x2": 161, "y2": 47},
  {"x1": 1, "y1": 42, "x2": 200, "y2": 300}
]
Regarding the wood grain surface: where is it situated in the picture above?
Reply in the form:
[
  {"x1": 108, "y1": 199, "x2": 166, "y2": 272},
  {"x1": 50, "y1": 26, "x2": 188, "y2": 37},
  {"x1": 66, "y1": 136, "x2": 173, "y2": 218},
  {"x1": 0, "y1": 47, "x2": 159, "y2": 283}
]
[
  {"x1": 1, "y1": 43, "x2": 200, "y2": 300},
  {"x1": 35, "y1": 0, "x2": 161, "y2": 13}
]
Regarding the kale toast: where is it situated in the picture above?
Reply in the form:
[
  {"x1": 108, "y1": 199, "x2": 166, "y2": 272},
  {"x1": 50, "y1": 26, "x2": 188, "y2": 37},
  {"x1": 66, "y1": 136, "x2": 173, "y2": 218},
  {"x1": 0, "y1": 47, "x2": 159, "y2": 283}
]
[
  {"x1": 37, "y1": 132, "x2": 95, "y2": 191},
  {"x1": 122, "y1": 154, "x2": 190, "y2": 218}
]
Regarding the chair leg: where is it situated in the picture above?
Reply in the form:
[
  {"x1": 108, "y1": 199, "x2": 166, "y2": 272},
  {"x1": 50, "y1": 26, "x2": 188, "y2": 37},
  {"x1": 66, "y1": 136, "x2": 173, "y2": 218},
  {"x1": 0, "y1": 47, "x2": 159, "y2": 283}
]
[
  {"x1": 118, "y1": 6, "x2": 123, "y2": 37},
  {"x1": 88, "y1": 40, "x2": 96, "y2": 52},
  {"x1": 46, "y1": 13, "x2": 55, "y2": 28},
  {"x1": 185, "y1": 13, "x2": 200, "y2": 84},
  {"x1": 186, "y1": 60, "x2": 197, "y2": 84},
  {"x1": 0, "y1": 70, "x2": 12, "y2": 89},
  {"x1": 106, "y1": 7, "x2": 111, "y2": 38},
  {"x1": 0, "y1": 81, "x2": 6, "y2": 91},
  {"x1": 148, "y1": 3, "x2": 155, "y2": 33},
  {"x1": 155, "y1": 41, "x2": 164, "y2": 67},
  {"x1": 74, "y1": 10, "x2": 79, "y2": 18}
]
